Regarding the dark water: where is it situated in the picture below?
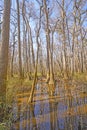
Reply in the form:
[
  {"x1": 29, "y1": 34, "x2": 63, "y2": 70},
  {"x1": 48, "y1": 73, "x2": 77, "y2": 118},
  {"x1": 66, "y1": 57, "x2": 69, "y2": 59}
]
[{"x1": 11, "y1": 81, "x2": 87, "y2": 130}]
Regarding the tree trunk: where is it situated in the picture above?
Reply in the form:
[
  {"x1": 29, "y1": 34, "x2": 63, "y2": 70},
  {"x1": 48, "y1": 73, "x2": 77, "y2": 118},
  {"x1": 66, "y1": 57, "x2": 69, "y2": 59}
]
[
  {"x1": 43, "y1": 0, "x2": 54, "y2": 96},
  {"x1": 28, "y1": 6, "x2": 42, "y2": 103},
  {"x1": 0, "y1": 0, "x2": 11, "y2": 120},
  {"x1": 16, "y1": 0, "x2": 23, "y2": 78},
  {"x1": 43, "y1": 0, "x2": 50, "y2": 81},
  {"x1": 11, "y1": 34, "x2": 15, "y2": 77}
]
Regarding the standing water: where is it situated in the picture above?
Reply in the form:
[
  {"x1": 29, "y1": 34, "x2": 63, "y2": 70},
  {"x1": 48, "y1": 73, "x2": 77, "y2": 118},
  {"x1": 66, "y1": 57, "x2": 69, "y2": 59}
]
[{"x1": 11, "y1": 80, "x2": 87, "y2": 130}]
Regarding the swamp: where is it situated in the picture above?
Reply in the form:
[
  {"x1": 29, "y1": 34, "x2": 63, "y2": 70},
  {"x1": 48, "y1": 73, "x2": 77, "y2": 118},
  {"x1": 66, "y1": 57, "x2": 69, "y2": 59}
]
[{"x1": 0, "y1": 0, "x2": 87, "y2": 130}]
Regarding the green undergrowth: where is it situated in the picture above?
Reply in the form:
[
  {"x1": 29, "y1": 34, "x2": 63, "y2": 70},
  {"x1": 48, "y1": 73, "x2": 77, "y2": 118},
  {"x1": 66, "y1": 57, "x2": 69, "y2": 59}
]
[
  {"x1": 0, "y1": 123, "x2": 9, "y2": 130},
  {"x1": 0, "y1": 77, "x2": 33, "y2": 129},
  {"x1": 73, "y1": 73, "x2": 87, "y2": 83},
  {"x1": 7, "y1": 77, "x2": 33, "y2": 105},
  {"x1": 55, "y1": 72, "x2": 87, "y2": 84},
  {"x1": 32, "y1": 72, "x2": 42, "y2": 78}
]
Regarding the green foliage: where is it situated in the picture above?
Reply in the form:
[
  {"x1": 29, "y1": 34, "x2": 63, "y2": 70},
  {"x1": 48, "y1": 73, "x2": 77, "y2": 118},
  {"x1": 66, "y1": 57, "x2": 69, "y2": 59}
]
[
  {"x1": 0, "y1": 77, "x2": 33, "y2": 129},
  {"x1": 73, "y1": 73, "x2": 87, "y2": 82},
  {"x1": 22, "y1": 79, "x2": 32, "y2": 86},
  {"x1": 0, "y1": 113, "x2": 13, "y2": 130},
  {"x1": 0, "y1": 123, "x2": 7, "y2": 130},
  {"x1": 0, "y1": 103, "x2": 13, "y2": 130}
]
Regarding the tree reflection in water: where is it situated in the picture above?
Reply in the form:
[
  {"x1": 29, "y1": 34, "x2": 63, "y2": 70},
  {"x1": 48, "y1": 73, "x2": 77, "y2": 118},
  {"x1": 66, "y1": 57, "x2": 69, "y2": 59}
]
[{"x1": 12, "y1": 82, "x2": 87, "y2": 130}]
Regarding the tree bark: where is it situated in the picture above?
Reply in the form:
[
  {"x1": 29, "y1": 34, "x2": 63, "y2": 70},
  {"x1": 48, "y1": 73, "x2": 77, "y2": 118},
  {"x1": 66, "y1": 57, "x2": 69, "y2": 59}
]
[
  {"x1": 0, "y1": 0, "x2": 11, "y2": 120},
  {"x1": 43, "y1": 0, "x2": 54, "y2": 96},
  {"x1": 16, "y1": 0, "x2": 23, "y2": 78}
]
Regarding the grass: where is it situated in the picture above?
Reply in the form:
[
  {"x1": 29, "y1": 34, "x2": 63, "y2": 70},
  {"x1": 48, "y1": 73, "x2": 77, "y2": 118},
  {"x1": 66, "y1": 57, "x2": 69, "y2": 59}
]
[
  {"x1": 6, "y1": 77, "x2": 33, "y2": 105},
  {"x1": 31, "y1": 72, "x2": 42, "y2": 78},
  {"x1": 73, "y1": 72, "x2": 87, "y2": 83}
]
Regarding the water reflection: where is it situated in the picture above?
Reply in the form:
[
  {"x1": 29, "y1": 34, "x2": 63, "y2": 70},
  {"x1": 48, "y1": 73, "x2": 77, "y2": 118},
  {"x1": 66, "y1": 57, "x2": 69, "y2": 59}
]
[{"x1": 12, "y1": 82, "x2": 87, "y2": 130}]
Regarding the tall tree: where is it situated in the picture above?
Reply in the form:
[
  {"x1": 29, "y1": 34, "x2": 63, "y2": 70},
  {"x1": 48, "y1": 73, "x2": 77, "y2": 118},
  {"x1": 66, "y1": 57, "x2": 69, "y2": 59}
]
[
  {"x1": 28, "y1": 5, "x2": 42, "y2": 103},
  {"x1": 43, "y1": 0, "x2": 50, "y2": 81},
  {"x1": 43, "y1": 0, "x2": 54, "y2": 95},
  {"x1": 0, "y1": 0, "x2": 11, "y2": 113},
  {"x1": 16, "y1": 0, "x2": 23, "y2": 78}
]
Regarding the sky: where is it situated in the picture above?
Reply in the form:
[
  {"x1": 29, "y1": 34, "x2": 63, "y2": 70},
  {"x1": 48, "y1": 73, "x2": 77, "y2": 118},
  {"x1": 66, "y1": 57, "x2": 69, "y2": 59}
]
[{"x1": 0, "y1": 0, "x2": 87, "y2": 43}]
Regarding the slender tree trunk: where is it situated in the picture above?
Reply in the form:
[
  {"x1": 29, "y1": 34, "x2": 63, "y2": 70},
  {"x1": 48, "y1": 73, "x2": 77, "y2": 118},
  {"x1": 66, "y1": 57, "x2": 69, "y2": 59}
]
[
  {"x1": 28, "y1": 6, "x2": 42, "y2": 103},
  {"x1": 43, "y1": 0, "x2": 50, "y2": 81},
  {"x1": 28, "y1": 31, "x2": 32, "y2": 80},
  {"x1": 26, "y1": 19, "x2": 35, "y2": 72},
  {"x1": 26, "y1": 18, "x2": 35, "y2": 76},
  {"x1": 11, "y1": 34, "x2": 15, "y2": 77},
  {"x1": 80, "y1": 27, "x2": 84, "y2": 73},
  {"x1": 16, "y1": 0, "x2": 23, "y2": 78},
  {"x1": 43, "y1": 0, "x2": 54, "y2": 96},
  {"x1": 51, "y1": 31, "x2": 54, "y2": 80},
  {"x1": 39, "y1": 39, "x2": 44, "y2": 76},
  {"x1": 28, "y1": 34, "x2": 39, "y2": 102},
  {"x1": 62, "y1": 0, "x2": 67, "y2": 78}
]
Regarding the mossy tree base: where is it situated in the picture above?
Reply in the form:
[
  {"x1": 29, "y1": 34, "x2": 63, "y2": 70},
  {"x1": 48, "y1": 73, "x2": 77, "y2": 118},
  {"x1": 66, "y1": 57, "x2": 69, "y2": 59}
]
[
  {"x1": 48, "y1": 83, "x2": 55, "y2": 96},
  {"x1": 48, "y1": 75, "x2": 55, "y2": 96}
]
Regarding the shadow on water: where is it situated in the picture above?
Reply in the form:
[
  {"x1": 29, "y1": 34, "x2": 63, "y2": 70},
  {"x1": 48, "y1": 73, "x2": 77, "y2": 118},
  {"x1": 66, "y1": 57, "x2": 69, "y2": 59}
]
[{"x1": 11, "y1": 81, "x2": 87, "y2": 130}]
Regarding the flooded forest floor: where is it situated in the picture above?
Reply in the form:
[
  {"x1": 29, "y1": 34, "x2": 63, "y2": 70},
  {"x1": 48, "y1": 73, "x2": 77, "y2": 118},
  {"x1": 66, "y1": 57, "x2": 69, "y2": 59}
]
[{"x1": 10, "y1": 77, "x2": 87, "y2": 130}]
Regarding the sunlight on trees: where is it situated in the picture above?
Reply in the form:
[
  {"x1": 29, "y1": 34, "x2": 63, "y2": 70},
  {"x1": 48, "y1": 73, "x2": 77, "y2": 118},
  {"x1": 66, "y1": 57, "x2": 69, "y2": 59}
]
[{"x1": 0, "y1": 0, "x2": 87, "y2": 129}]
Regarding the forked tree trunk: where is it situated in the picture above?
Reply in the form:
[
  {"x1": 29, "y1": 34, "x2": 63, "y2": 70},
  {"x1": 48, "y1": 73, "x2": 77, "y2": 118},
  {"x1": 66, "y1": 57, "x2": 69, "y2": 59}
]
[{"x1": 28, "y1": 6, "x2": 42, "y2": 103}]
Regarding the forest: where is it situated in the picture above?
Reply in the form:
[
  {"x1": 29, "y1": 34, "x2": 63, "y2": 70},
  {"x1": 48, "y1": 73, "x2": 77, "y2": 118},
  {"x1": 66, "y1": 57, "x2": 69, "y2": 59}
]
[{"x1": 0, "y1": 0, "x2": 87, "y2": 130}]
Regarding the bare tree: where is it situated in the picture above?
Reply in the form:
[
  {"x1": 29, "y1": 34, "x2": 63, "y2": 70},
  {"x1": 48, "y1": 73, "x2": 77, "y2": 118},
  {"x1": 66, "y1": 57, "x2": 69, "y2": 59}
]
[
  {"x1": 43, "y1": 0, "x2": 55, "y2": 95},
  {"x1": 16, "y1": 0, "x2": 23, "y2": 78},
  {"x1": 28, "y1": 5, "x2": 42, "y2": 103}
]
